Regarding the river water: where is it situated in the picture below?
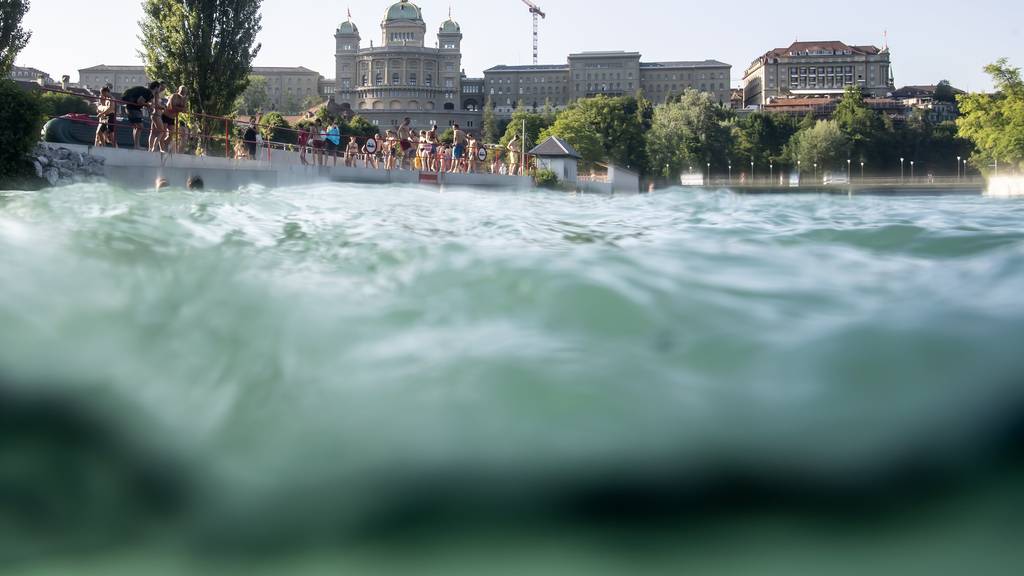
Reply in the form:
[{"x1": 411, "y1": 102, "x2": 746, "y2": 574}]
[{"x1": 1, "y1": 183, "x2": 1023, "y2": 574}]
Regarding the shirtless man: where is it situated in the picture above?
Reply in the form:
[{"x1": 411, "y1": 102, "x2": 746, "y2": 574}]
[
  {"x1": 148, "y1": 83, "x2": 166, "y2": 153},
  {"x1": 507, "y1": 133, "x2": 521, "y2": 176},
  {"x1": 397, "y1": 117, "x2": 413, "y2": 170},
  {"x1": 451, "y1": 123, "x2": 468, "y2": 173},
  {"x1": 466, "y1": 133, "x2": 479, "y2": 174},
  {"x1": 163, "y1": 86, "x2": 187, "y2": 153},
  {"x1": 94, "y1": 87, "x2": 117, "y2": 148}
]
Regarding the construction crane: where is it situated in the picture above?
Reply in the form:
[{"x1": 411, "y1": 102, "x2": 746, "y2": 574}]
[{"x1": 520, "y1": 0, "x2": 546, "y2": 65}]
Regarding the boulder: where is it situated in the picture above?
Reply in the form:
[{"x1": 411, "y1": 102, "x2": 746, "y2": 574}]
[{"x1": 45, "y1": 167, "x2": 60, "y2": 186}]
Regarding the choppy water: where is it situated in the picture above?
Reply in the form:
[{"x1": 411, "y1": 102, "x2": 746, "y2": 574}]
[{"x1": 1, "y1": 183, "x2": 1023, "y2": 574}]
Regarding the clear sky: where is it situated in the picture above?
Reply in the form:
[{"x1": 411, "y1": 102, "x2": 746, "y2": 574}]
[{"x1": 16, "y1": 0, "x2": 1024, "y2": 91}]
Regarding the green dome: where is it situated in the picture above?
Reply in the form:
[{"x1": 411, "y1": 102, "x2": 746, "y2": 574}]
[
  {"x1": 385, "y1": 1, "x2": 422, "y2": 22},
  {"x1": 440, "y1": 19, "x2": 460, "y2": 33},
  {"x1": 337, "y1": 20, "x2": 358, "y2": 34}
]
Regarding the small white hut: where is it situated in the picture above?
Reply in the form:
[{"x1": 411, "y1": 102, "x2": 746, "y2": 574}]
[{"x1": 529, "y1": 136, "x2": 581, "y2": 185}]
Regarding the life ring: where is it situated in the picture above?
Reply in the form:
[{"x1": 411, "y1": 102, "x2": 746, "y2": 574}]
[
  {"x1": 477, "y1": 147, "x2": 487, "y2": 162},
  {"x1": 364, "y1": 138, "x2": 377, "y2": 154}
]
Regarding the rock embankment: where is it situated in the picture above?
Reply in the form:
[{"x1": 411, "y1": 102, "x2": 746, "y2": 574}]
[{"x1": 32, "y1": 145, "x2": 106, "y2": 186}]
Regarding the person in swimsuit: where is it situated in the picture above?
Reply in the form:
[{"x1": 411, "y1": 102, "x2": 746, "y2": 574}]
[
  {"x1": 163, "y1": 86, "x2": 187, "y2": 153},
  {"x1": 148, "y1": 83, "x2": 166, "y2": 153},
  {"x1": 345, "y1": 136, "x2": 360, "y2": 167},
  {"x1": 507, "y1": 133, "x2": 520, "y2": 176},
  {"x1": 397, "y1": 117, "x2": 413, "y2": 170},
  {"x1": 426, "y1": 125, "x2": 439, "y2": 172},
  {"x1": 451, "y1": 123, "x2": 467, "y2": 174},
  {"x1": 94, "y1": 87, "x2": 117, "y2": 148},
  {"x1": 466, "y1": 133, "x2": 479, "y2": 174},
  {"x1": 298, "y1": 126, "x2": 309, "y2": 166}
]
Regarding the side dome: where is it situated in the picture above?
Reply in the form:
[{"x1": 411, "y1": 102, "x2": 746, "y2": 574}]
[
  {"x1": 385, "y1": 1, "x2": 423, "y2": 22},
  {"x1": 439, "y1": 19, "x2": 460, "y2": 33},
  {"x1": 338, "y1": 20, "x2": 358, "y2": 34}
]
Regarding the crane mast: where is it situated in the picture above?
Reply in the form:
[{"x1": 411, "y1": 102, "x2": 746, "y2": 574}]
[{"x1": 519, "y1": 0, "x2": 546, "y2": 65}]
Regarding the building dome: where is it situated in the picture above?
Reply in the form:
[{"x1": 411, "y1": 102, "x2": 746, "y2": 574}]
[
  {"x1": 384, "y1": 0, "x2": 423, "y2": 22},
  {"x1": 439, "y1": 19, "x2": 460, "y2": 33},
  {"x1": 337, "y1": 20, "x2": 358, "y2": 34}
]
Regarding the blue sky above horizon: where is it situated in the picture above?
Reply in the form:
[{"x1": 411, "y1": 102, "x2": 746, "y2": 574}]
[{"x1": 17, "y1": 0, "x2": 1024, "y2": 92}]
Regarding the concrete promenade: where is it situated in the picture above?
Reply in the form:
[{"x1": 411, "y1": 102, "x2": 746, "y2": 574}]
[{"x1": 43, "y1": 143, "x2": 534, "y2": 191}]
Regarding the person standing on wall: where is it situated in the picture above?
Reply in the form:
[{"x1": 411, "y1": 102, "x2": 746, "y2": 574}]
[
  {"x1": 242, "y1": 119, "x2": 258, "y2": 161},
  {"x1": 326, "y1": 121, "x2": 342, "y2": 167},
  {"x1": 121, "y1": 81, "x2": 159, "y2": 150},
  {"x1": 94, "y1": 87, "x2": 117, "y2": 148}
]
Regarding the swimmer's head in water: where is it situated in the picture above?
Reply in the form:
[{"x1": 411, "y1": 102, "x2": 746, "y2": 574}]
[
  {"x1": 155, "y1": 178, "x2": 169, "y2": 190},
  {"x1": 186, "y1": 176, "x2": 204, "y2": 190}
]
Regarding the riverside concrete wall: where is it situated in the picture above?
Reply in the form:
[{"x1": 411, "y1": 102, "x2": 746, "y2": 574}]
[{"x1": 41, "y1": 144, "x2": 533, "y2": 191}]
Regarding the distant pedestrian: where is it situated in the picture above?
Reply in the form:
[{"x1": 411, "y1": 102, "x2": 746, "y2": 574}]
[{"x1": 122, "y1": 81, "x2": 159, "y2": 149}]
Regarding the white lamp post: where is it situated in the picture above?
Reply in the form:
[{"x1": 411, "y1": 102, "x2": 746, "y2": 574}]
[
  {"x1": 847, "y1": 159, "x2": 851, "y2": 181},
  {"x1": 900, "y1": 157, "x2": 905, "y2": 182},
  {"x1": 860, "y1": 161, "x2": 865, "y2": 180},
  {"x1": 957, "y1": 156, "x2": 961, "y2": 180},
  {"x1": 910, "y1": 160, "x2": 915, "y2": 181}
]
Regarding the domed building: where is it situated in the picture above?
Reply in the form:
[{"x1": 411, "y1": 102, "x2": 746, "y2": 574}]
[{"x1": 333, "y1": 1, "x2": 484, "y2": 131}]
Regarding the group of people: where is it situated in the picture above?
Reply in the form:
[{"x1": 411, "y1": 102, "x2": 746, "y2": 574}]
[
  {"x1": 94, "y1": 81, "x2": 190, "y2": 154},
  {"x1": 286, "y1": 117, "x2": 528, "y2": 176}
]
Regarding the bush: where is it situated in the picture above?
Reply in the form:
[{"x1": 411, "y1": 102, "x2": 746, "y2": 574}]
[
  {"x1": 38, "y1": 92, "x2": 93, "y2": 119},
  {"x1": 534, "y1": 168, "x2": 560, "y2": 189},
  {"x1": 259, "y1": 111, "x2": 293, "y2": 145},
  {"x1": 0, "y1": 80, "x2": 43, "y2": 180}
]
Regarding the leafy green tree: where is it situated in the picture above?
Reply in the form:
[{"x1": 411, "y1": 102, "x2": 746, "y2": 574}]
[
  {"x1": 645, "y1": 88, "x2": 734, "y2": 177},
  {"x1": 37, "y1": 92, "x2": 93, "y2": 118},
  {"x1": 933, "y1": 80, "x2": 957, "y2": 104},
  {"x1": 730, "y1": 112, "x2": 799, "y2": 169},
  {"x1": 439, "y1": 127, "x2": 454, "y2": 145},
  {"x1": 957, "y1": 58, "x2": 1024, "y2": 172},
  {"x1": 540, "y1": 96, "x2": 649, "y2": 171},
  {"x1": 258, "y1": 111, "x2": 291, "y2": 144},
  {"x1": 0, "y1": 79, "x2": 42, "y2": 181},
  {"x1": 784, "y1": 119, "x2": 850, "y2": 171},
  {"x1": 832, "y1": 85, "x2": 886, "y2": 164},
  {"x1": 499, "y1": 107, "x2": 553, "y2": 151},
  {"x1": 237, "y1": 75, "x2": 270, "y2": 115},
  {"x1": 345, "y1": 115, "x2": 378, "y2": 138},
  {"x1": 482, "y1": 98, "x2": 497, "y2": 144},
  {"x1": 0, "y1": 0, "x2": 30, "y2": 77},
  {"x1": 139, "y1": 0, "x2": 263, "y2": 118}
]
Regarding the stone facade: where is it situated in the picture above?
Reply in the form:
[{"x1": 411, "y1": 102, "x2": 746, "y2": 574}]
[
  {"x1": 485, "y1": 52, "x2": 731, "y2": 117},
  {"x1": 332, "y1": 1, "x2": 484, "y2": 132},
  {"x1": 742, "y1": 41, "x2": 894, "y2": 107}
]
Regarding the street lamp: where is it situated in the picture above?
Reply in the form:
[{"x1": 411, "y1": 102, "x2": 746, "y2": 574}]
[
  {"x1": 900, "y1": 157, "x2": 905, "y2": 183},
  {"x1": 813, "y1": 162, "x2": 818, "y2": 181},
  {"x1": 847, "y1": 159, "x2": 851, "y2": 181},
  {"x1": 910, "y1": 160, "x2": 915, "y2": 181},
  {"x1": 770, "y1": 162, "x2": 774, "y2": 184},
  {"x1": 797, "y1": 160, "x2": 802, "y2": 186},
  {"x1": 707, "y1": 162, "x2": 711, "y2": 183},
  {"x1": 728, "y1": 163, "x2": 732, "y2": 184},
  {"x1": 963, "y1": 159, "x2": 968, "y2": 178},
  {"x1": 751, "y1": 160, "x2": 755, "y2": 183},
  {"x1": 957, "y1": 156, "x2": 961, "y2": 180}
]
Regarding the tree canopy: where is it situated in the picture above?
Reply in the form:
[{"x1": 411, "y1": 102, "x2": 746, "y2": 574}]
[
  {"x1": 237, "y1": 75, "x2": 270, "y2": 116},
  {"x1": 499, "y1": 106, "x2": 554, "y2": 151},
  {"x1": 645, "y1": 88, "x2": 733, "y2": 177},
  {"x1": 540, "y1": 95, "x2": 650, "y2": 171},
  {"x1": 957, "y1": 58, "x2": 1024, "y2": 172},
  {"x1": 139, "y1": 0, "x2": 263, "y2": 118},
  {"x1": 0, "y1": 0, "x2": 30, "y2": 78},
  {"x1": 784, "y1": 119, "x2": 850, "y2": 170},
  {"x1": 833, "y1": 86, "x2": 885, "y2": 163}
]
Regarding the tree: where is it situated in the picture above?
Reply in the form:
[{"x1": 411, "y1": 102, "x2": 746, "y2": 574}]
[
  {"x1": 645, "y1": 88, "x2": 734, "y2": 177},
  {"x1": 957, "y1": 58, "x2": 1024, "y2": 172},
  {"x1": 0, "y1": 79, "x2": 42, "y2": 181},
  {"x1": 258, "y1": 111, "x2": 290, "y2": 144},
  {"x1": 784, "y1": 119, "x2": 850, "y2": 171},
  {"x1": 0, "y1": 0, "x2": 31, "y2": 78},
  {"x1": 37, "y1": 92, "x2": 93, "y2": 118},
  {"x1": 730, "y1": 112, "x2": 799, "y2": 169},
  {"x1": 237, "y1": 75, "x2": 270, "y2": 115},
  {"x1": 346, "y1": 115, "x2": 378, "y2": 138},
  {"x1": 832, "y1": 85, "x2": 886, "y2": 164},
  {"x1": 482, "y1": 98, "x2": 497, "y2": 144},
  {"x1": 139, "y1": 0, "x2": 263, "y2": 118},
  {"x1": 933, "y1": 80, "x2": 957, "y2": 104},
  {"x1": 540, "y1": 95, "x2": 648, "y2": 171},
  {"x1": 499, "y1": 106, "x2": 553, "y2": 151}
]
